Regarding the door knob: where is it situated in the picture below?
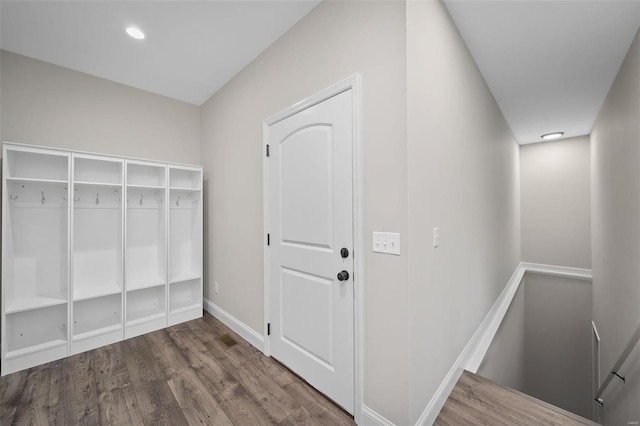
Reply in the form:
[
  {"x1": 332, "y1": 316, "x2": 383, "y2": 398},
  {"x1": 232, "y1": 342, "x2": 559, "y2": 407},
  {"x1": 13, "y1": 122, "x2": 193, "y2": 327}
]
[{"x1": 337, "y1": 270, "x2": 350, "y2": 281}]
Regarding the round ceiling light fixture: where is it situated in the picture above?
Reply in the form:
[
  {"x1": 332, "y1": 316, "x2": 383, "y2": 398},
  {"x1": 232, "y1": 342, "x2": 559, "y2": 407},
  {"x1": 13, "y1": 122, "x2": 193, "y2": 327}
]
[
  {"x1": 126, "y1": 27, "x2": 145, "y2": 40},
  {"x1": 541, "y1": 131, "x2": 564, "y2": 141}
]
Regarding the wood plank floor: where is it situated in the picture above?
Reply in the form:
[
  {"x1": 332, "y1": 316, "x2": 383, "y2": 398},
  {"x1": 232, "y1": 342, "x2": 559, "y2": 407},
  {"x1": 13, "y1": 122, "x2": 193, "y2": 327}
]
[
  {"x1": 0, "y1": 312, "x2": 355, "y2": 426},
  {"x1": 435, "y1": 370, "x2": 599, "y2": 426}
]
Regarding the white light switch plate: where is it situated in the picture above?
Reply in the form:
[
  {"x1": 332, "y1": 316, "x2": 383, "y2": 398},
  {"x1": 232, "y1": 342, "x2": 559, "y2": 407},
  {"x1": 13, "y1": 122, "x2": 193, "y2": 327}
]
[{"x1": 372, "y1": 232, "x2": 400, "y2": 255}]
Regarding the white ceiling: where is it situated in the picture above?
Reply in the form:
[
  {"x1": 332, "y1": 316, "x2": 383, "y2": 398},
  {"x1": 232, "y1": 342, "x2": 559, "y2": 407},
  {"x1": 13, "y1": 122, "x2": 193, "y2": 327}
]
[
  {"x1": 2, "y1": 1, "x2": 639, "y2": 143},
  {"x1": 445, "y1": 0, "x2": 640, "y2": 144},
  {"x1": 0, "y1": 0, "x2": 320, "y2": 105}
]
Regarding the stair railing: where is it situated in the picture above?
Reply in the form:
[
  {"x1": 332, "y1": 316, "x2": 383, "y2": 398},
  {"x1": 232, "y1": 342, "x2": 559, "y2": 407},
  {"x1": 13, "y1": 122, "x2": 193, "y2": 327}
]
[{"x1": 594, "y1": 322, "x2": 640, "y2": 406}]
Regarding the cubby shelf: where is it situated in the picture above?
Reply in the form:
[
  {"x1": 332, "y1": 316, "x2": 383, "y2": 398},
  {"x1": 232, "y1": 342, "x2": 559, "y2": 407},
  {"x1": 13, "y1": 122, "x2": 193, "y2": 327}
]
[
  {"x1": 74, "y1": 181, "x2": 122, "y2": 189},
  {"x1": 73, "y1": 284, "x2": 122, "y2": 301},
  {"x1": 73, "y1": 324, "x2": 121, "y2": 342},
  {"x1": 126, "y1": 184, "x2": 166, "y2": 190},
  {"x1": 169, "y1": 273, "x2": 201, "y2": 284},
  {"x1": 6, "y1": 177, "x2": 68, "y2": 184},
  {"x1": 170, "y1": 303, "x2": 201, "y2": 315},
  {"x1": 5, "y1": 340, "x2": 67, "y2": 360},
  {"x1": 126, "y1": 279, "x2": 166, "y2": 292},
  {"x1": 6, "y1": 295, "x2": 67, "y2": 314},
  {"x1": 126, "y1": 312, "x2": 165, "y2": 327},
  {"x1": 169, "y1": 186, "x2": 201, "y2": 191}
]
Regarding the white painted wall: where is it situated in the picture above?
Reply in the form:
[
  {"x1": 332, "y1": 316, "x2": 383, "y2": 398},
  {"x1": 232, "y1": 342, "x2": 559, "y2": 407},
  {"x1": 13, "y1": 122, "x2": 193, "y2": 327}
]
[
  {"x1": 523, "y1": 273, "x2": 592, "y2": 419},
  {"x1": 406, "y1": 1, "x2": 521, "y2": 423},
  {"x1": 520, "y1": 136, "x2": 591, "y2": 269},
  {"x1": 518, "y1": 133, "x2": 593, "y2": 419},
  {"x1": 200, "y1": 2, "x2": 409, "y2": 423},
  {"x1": 477, "y1": 284, "x2": 526, "y2": 392},
  {"x1": 591, "y1": 28, "x2": 640, "y2": 426},
  {"x1": 1, "y1": 50, "x2": 201, "y2": 164}
]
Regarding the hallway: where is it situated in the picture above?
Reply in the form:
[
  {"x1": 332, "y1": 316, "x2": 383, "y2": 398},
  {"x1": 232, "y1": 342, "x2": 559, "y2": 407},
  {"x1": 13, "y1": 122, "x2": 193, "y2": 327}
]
[{"x1": 0, "y1": 312, "x2": 354, "y2": 425}]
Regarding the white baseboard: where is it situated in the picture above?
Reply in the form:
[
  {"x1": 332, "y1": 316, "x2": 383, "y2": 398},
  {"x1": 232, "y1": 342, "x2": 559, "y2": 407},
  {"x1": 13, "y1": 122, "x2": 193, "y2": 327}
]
[
  {"x1": 415, "y1": 261, "x2": 592, "y2": 425},
  {"x1": 361, "y1": 405, "x2": 396, "y2": 426},
  {"x1": 203, "y1": 298, "x2": 265, "y2": 352}
]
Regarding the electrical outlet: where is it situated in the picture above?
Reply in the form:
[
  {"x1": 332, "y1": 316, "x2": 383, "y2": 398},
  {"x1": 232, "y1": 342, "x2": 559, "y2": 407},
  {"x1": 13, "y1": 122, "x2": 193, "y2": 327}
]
[{"x1": 215, "y1": 281, "x2": 219, "y2": 294}]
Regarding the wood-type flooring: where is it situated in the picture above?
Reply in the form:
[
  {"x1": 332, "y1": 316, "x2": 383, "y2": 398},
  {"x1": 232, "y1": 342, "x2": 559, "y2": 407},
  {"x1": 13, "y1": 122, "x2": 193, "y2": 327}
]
[
  {"x1": 0, "y1": 312, "x2": 355, "y2": 425},
  {"x1": 435, "y1": 370, "x2": 600, "y2": 426}
]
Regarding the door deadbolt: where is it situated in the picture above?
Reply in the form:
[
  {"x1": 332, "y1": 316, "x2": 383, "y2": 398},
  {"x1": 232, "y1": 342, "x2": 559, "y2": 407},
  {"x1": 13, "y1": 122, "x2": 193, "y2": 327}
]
[
  {"x1": 340, "y1": 248, "x2": 349, "y2": 258},
  {"x1": 337, "y1": 270, "x2": 350, "y2": 281}
]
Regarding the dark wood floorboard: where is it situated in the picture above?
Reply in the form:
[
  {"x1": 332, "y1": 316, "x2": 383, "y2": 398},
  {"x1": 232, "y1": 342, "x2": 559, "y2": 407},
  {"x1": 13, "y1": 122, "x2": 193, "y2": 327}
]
[
  {"x1": 435, "y1": 370, "x2": 600, "y2": 426},
  {"x1": 0, "y1": 312, "x2": 355, "y2": 426}
]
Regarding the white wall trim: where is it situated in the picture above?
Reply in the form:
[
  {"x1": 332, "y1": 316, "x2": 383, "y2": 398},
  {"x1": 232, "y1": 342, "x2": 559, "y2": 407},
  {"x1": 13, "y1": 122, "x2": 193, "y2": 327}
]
[
  {"x1": 203, "y1": 298, "x2": 265, "y2": 352},
  {"x1": 592, "y1": 320, "x2": 601, "y2": 343},
  {"x1": 415, "y1": 261, "x2": 593, "y2": 425},
  {"x1": 361, "y1": 405, "x2": 396, "y2": 426},
  {"x1": 521, "y1": 262, "x2": 592, "y2": 281}
]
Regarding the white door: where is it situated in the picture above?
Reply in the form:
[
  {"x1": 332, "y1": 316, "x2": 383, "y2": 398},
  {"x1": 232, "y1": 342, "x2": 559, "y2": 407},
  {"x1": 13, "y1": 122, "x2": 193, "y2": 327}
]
[{"x1": 267, "y1": 89, "x2": 354, "y2": 413}]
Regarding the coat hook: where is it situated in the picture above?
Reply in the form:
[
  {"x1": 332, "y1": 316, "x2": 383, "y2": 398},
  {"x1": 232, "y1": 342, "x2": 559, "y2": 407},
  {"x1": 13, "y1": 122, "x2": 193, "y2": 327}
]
[
  {"x1": 41, "y1": 191, "x2": 46, "y2": 205},
  {"x1": 176, "y1": 196, "x2": 180, "y2": 206},
  {"x1": 154, "y1": 191, "x2": 163, "y2": 204},
  {"x1": 140, "y1": 194, "x2": 144, "y2": 205},
  {"x1": 95, "y1": 193, "x2": 100, "y2": 205}
]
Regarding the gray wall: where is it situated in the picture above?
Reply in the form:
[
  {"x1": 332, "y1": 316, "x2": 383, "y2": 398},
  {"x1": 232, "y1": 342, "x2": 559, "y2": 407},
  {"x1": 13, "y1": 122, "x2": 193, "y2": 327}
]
[
  {"x1": 523, "y1": 273, "x2": 593, "y2": 419},
  {"x1": 477, "y1": 284, "x2": 526, "y2": 392},
  {"x1": 406, "y1": 1, "x2": 521, "y2": 422},
  {"x1": 520, "y1": 136, "x2": 591, "y2": 269},
  {"x1": 1, "y1": 50, "x2": 201, "y2": 165},
  {"x1": 518, "y1": 129, "x2": 592, "y2": 418},
  {"x1": 200, "y1": 2, "x2": 410, "y2": 422},
  {"x1": 591, "y1": 28, "x2": 640, "y2": 426},
  {"x1": 478, "y1": 273, "x2": 593, "y2": 420}
]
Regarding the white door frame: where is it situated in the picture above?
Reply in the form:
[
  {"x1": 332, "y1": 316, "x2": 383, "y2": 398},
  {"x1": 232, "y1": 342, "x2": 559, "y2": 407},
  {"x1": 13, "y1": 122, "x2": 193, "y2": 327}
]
[{"x1": 262, "y1": 74, "x2": 363, "y2": 423}]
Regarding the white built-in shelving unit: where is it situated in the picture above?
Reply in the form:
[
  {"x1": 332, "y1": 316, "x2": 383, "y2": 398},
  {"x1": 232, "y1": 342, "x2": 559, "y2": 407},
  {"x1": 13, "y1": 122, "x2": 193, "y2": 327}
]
[
  {"x1": 125, "y1": 160, "x2": 168, "y2": 338},
  {"x1": 2, "y1": 142, "x2": 203, "y2": 375},
  {"x1": 71, "y1": 154, "x2": 124, "y2": 354},
  {"x1": 168, "y1": 166, "x2": 203, "y2": 326}
]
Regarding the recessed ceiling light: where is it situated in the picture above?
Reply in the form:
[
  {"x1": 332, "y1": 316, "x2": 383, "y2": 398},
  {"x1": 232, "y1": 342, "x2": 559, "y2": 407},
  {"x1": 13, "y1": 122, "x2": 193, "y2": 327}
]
[
  {"x1": 541, "y1": 132, "x2": 564, "y2": 140},
  {"x1": 126, "y1": 27, "x2": 145, "y2": 40}
]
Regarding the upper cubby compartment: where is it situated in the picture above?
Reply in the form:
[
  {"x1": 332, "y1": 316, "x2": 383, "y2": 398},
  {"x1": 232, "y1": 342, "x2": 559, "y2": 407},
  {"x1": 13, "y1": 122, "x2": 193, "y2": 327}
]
[
  {"x1": 127, "y1": 161, "x2": 166, "y2": 188},
  {"x1": 5, "y1": 145, "x2": 69, "y2": 182},
  {"x1": 169, "y1": 166, "x2": 201, "y2": 190},
  {"x1": 73, "y1": 155, "x2": 123, "y2": 185}
]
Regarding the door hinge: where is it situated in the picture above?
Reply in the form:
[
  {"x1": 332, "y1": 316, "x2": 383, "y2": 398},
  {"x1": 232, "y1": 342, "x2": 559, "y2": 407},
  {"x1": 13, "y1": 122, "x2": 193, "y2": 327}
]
[
  {"x1": 267, "y1": 233, "x2": 270, "y2": 246},
  {"x1": 267, "y1": 323, "x2": 271, "y2": 336},
  {"x1": 266, "y1": 144, "x2": 270, "y2": 157}
]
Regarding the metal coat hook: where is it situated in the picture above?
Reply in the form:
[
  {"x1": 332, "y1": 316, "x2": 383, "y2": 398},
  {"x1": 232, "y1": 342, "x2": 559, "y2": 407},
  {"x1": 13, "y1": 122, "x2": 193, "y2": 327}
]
[
  {"x1": 140, "y1": 194, "x2": 144, "y2": 205},
  {"x1": 114, "y1": 189, "x2": 120, "y2": 203},
  {"x1": 10, "y1": 184, "x2": 24, "y2": 200},
  {"x1": 95, "y1": 193, "x2": 100, "y2": 205},
  {"x1": 176, "y1": 196, "x2": 180, "y2": 206},
  {"x1": 64, "y1": 188, "x2": 80, "y2": 202},
  {"x1": 41, "y1": 191, "x2": 46, "y2": 205}
]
